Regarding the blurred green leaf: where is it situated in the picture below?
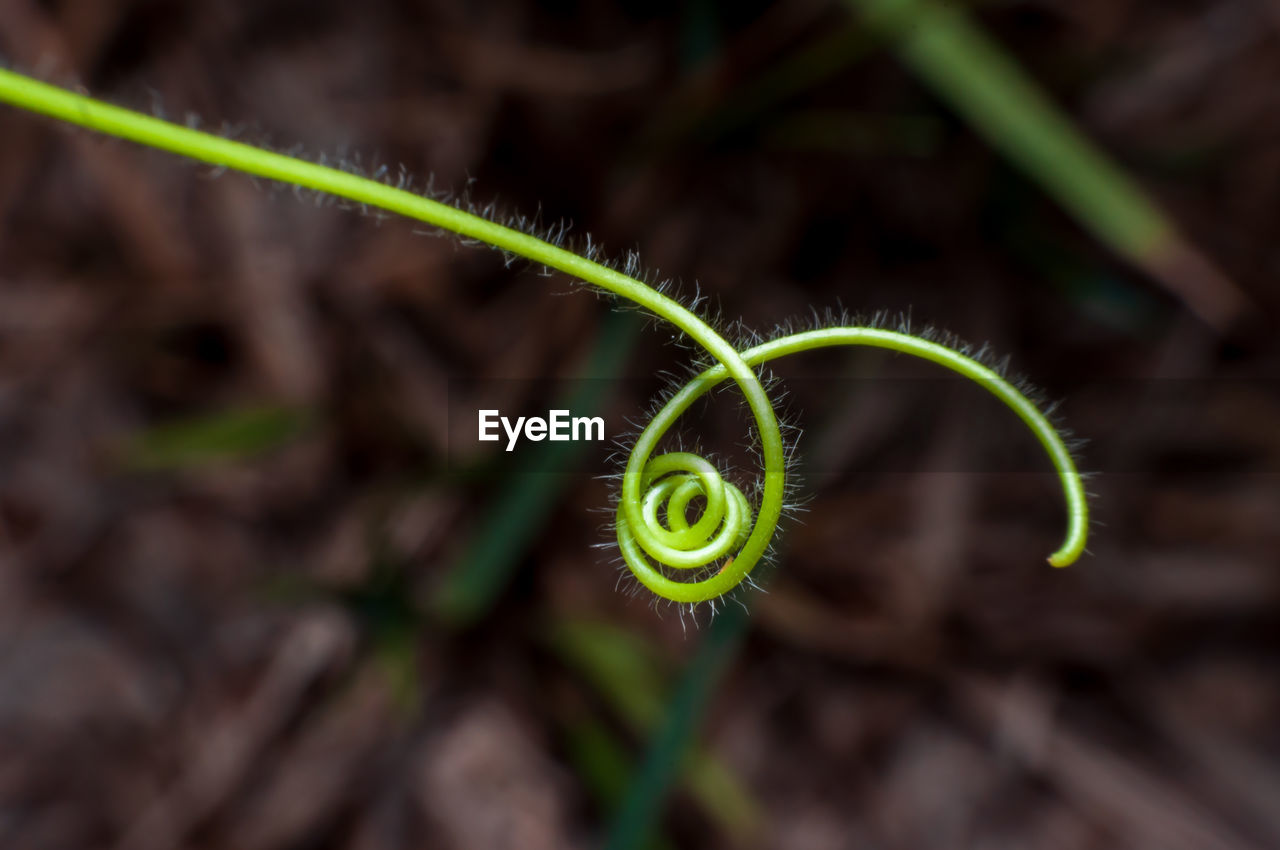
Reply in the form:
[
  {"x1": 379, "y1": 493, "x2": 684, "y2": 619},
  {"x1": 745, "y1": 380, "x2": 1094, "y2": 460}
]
[
  {"x1": 548, "y1": 619, "x2": 670, "y2": 731},
  {"x1": 549, "y1": 616, "x2": 760, "y2": 846},
  {"x1": 123, "y1": 404, "x2": 313, "y2": 470},
  {"x1": 368, "y1": 618, "x2": 421, "y2": 712},
  {"x1": 566, "y1": 714, "x2": 634, "y2": 807},
  {"x1": 850, "y1": 0, "x2": 1171, "y2": 259},
  {"x1": 846, "y1": 0, "x2": 1249, "y2": 328},
  {"x1": 561, "y1": 715, "x2": 675, "y2": 850},
  {"x1": 603, "y1": 605, "x2": 753, "y2": 850}
]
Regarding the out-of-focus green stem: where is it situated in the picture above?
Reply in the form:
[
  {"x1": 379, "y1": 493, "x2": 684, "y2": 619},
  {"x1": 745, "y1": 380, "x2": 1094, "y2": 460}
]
[
  {"x1": 848, "y1": 0, "x2": 1252, "y2": 329},
  {"x1": 604, "y1": 603, "x2": 749, "y2": 850},
  {"x1": 849, "y1": 0, "x2": 1171, "y2": 260}
]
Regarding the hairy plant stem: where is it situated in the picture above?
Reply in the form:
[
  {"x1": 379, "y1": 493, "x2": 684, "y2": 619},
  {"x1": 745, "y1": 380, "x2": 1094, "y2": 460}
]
[{"x1": 0, "y1": 68, "x2": 1089, "y2": 603}]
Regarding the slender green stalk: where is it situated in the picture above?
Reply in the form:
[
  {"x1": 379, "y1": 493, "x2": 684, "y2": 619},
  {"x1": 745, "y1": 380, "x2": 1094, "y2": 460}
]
[{"x1": 0, "y1": 68, "x2": 1088, "y2": 603}]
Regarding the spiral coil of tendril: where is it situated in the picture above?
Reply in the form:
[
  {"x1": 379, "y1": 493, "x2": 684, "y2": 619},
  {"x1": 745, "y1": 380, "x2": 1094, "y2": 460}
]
[
  {"x1": 613, "y1": 327, "x2": 1091, "y2": 604},
  {"x1": 0, "y1": 69, "x2": 1091, "y2": 607},
  {"x1": 616, "y1": 451, "x2": 754, "y2": 600}
]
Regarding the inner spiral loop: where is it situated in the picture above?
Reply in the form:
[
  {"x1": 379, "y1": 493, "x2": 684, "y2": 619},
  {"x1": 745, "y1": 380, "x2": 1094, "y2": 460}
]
[
  {"x1": 616, "y1": 452, "x2": 754, "y2": 590},
  {"x1": 636, "y1": 452, "x2": 752, "y2": 566}
]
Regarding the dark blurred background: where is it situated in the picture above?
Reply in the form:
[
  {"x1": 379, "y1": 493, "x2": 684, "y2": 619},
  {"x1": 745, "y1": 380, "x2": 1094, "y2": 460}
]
[{"x1": 1, "y1": 1, "x2": 1278, "y2": 848}]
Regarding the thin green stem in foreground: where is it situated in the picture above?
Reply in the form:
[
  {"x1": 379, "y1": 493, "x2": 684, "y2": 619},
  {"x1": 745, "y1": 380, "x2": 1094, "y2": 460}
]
[{"x1": 0, "y1": 67, "x2": 1088, "y2": 603}]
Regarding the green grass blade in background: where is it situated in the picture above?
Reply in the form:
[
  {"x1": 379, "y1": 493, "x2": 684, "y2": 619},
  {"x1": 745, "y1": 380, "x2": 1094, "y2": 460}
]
[
  {"x1": 604, "y1": 603, "x2": 751, "y2": 850},
  {"x1": 430, "y1": 309, "x2": 641, "y2": 627},
  {"x1": 549, "y1": 620, "x2": 669, "y2": 730},
  {"x1": 548, "y1": 619, "x2": 760, "y2": 842},
  {"x1": 122, "y1": 404, "x2": 313, "y2": 470},
  {"x1": 846, "y1": 0, "x2": 1250, "y2": 330}
]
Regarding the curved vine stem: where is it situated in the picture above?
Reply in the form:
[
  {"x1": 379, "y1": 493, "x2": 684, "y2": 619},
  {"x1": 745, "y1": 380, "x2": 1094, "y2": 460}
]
[
  {"x1": 0, "y1": 68, "x2": 1089, "y2": 603},
  {"x1": 617, "y1": 326, "x2": 1087, "y2": 601}
]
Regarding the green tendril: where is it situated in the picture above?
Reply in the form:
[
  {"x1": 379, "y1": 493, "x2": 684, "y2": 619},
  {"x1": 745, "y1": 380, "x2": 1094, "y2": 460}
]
[{"x1": 0, "y1": 68, "x2": 1089, "y2": 604}]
